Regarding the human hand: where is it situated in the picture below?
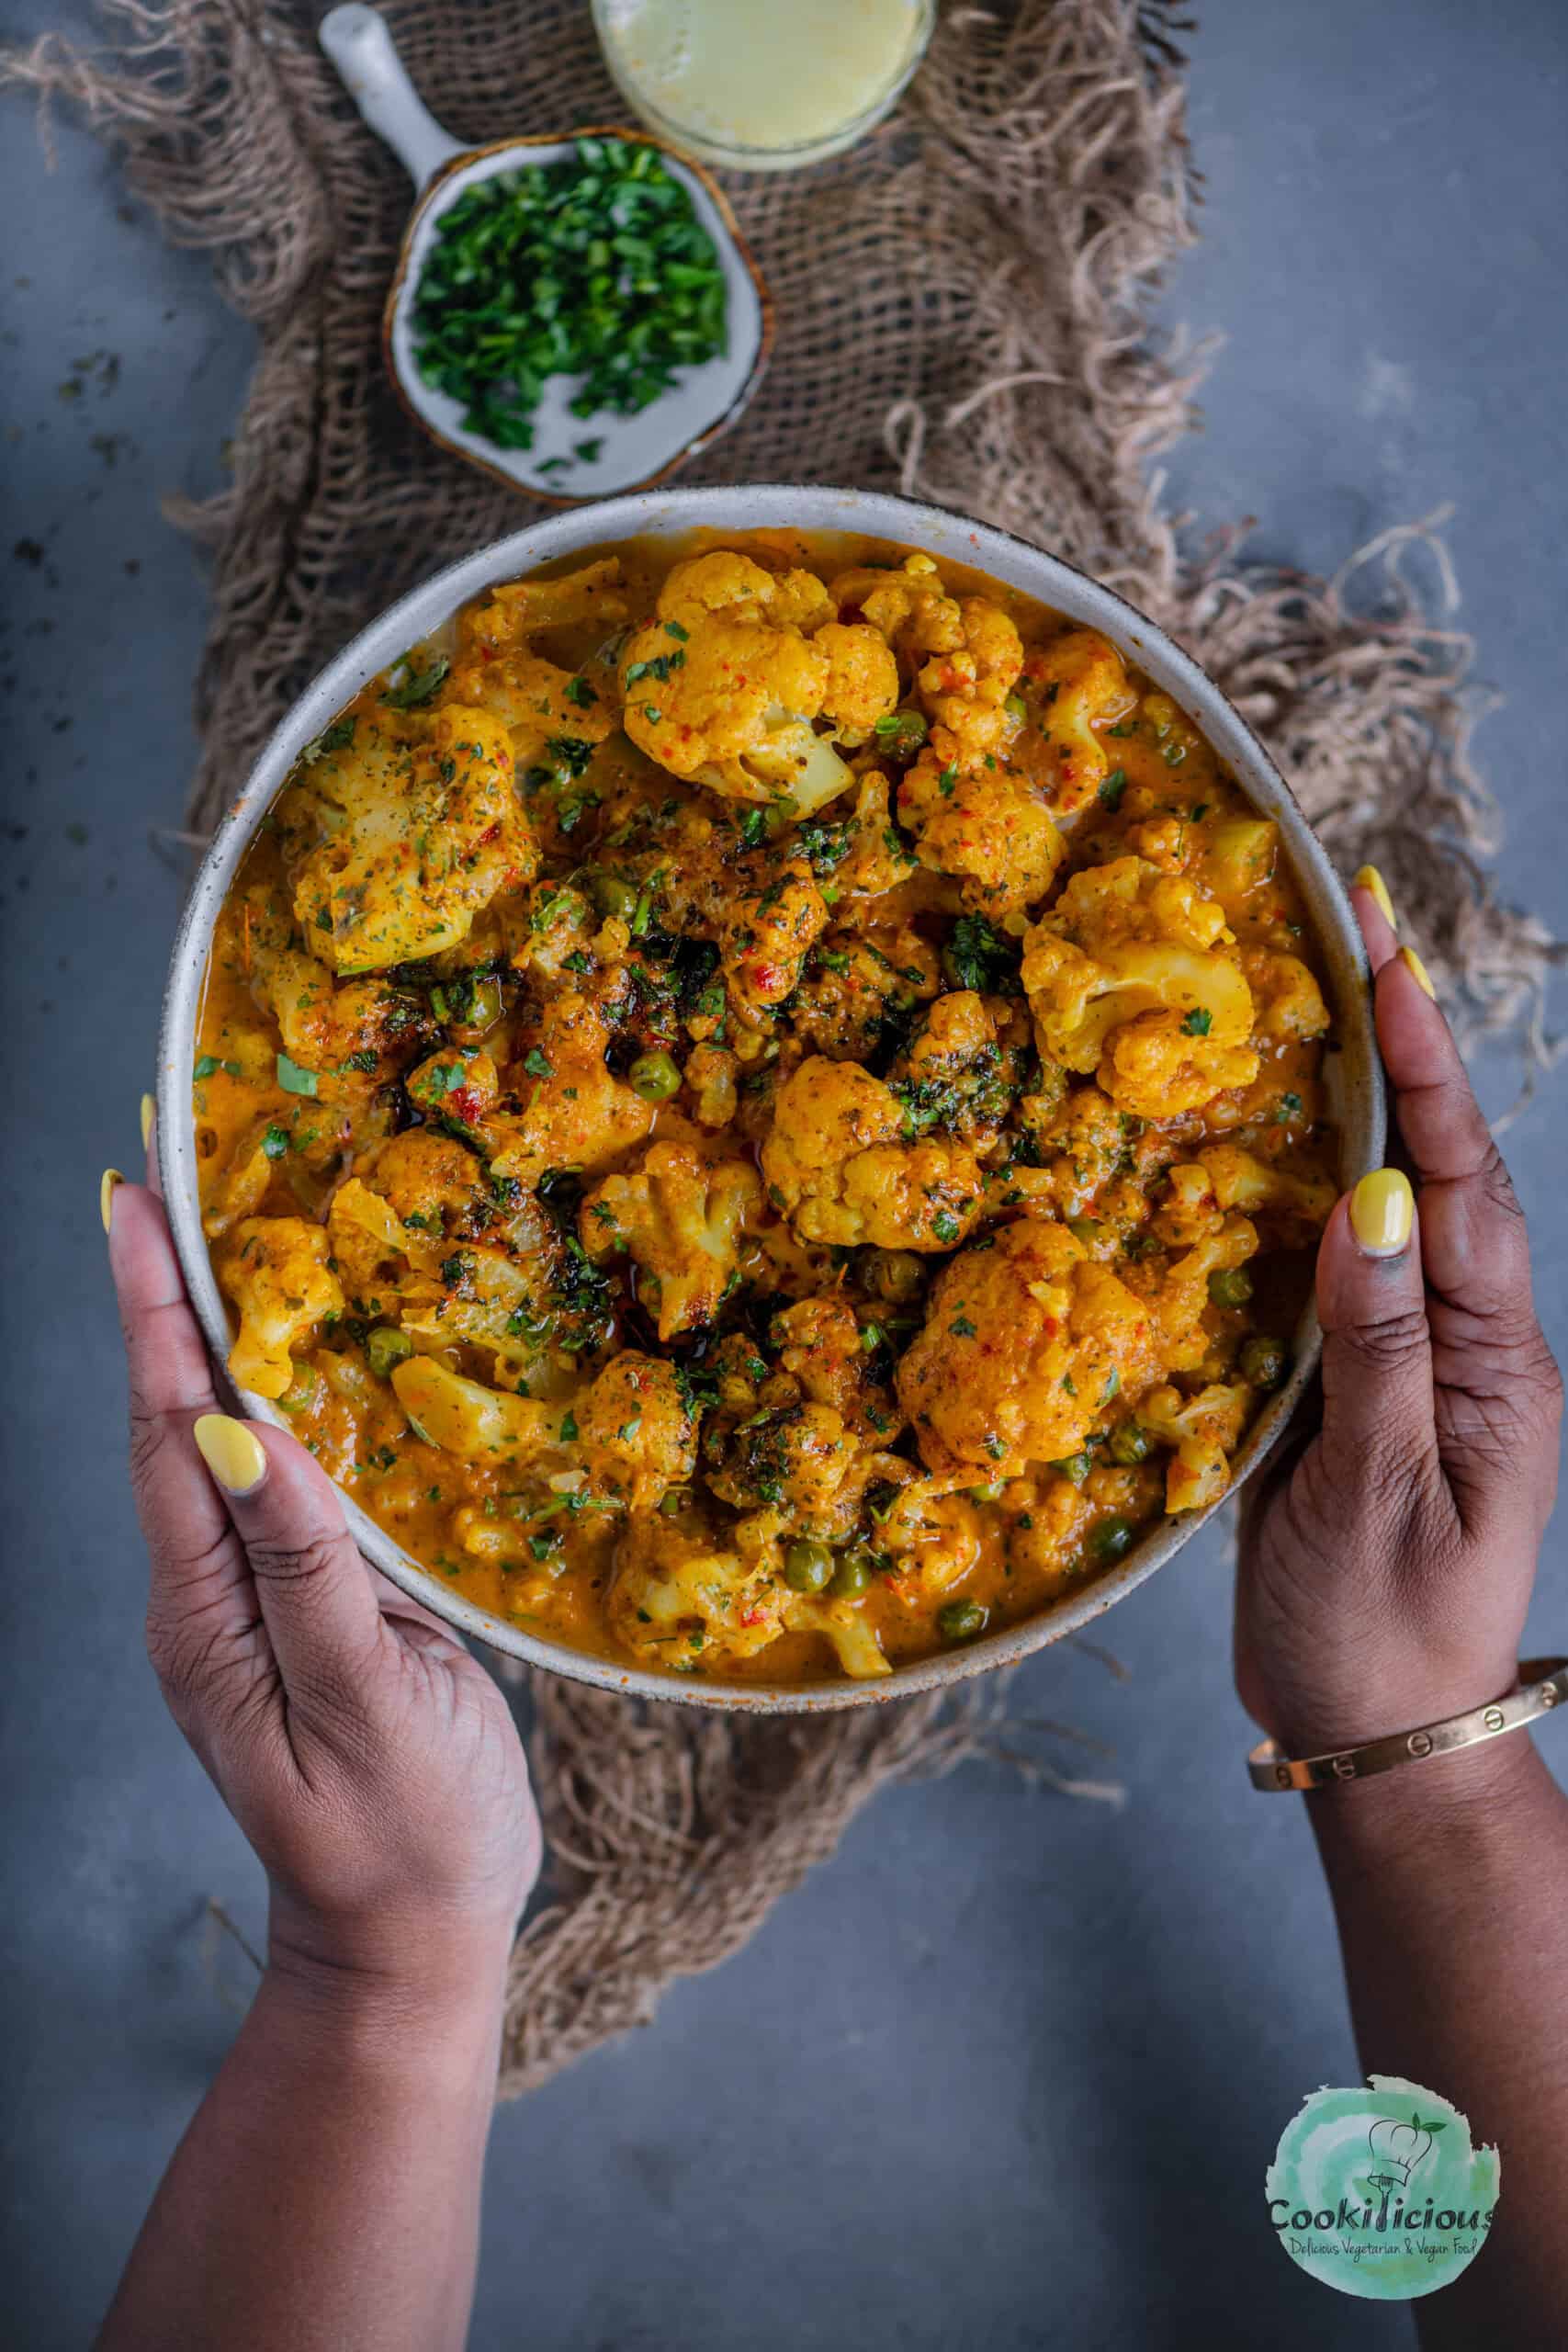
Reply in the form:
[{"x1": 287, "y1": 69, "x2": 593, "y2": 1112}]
[
  {"x1": 105, "y1": 1158, "x2": 540, "y2": 2008},
  {"x1": 1235, "y1": 878, "x2": 1562, "y2": 1757}
]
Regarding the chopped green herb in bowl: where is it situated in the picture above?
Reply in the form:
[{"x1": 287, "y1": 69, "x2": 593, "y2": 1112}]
[{"x1": 410, "y1": 137, "x2": 729, "y2": 466}]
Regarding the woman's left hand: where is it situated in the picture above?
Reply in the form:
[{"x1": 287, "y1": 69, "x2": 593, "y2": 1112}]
[{"x1": 106, "y1": 1167, "x2": 540, "y2": 2002}]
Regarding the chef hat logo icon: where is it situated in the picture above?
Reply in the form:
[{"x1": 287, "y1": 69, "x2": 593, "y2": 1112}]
[{"x1": 1367, "y1": 2111, "x2": 1446, "y2": 2188}]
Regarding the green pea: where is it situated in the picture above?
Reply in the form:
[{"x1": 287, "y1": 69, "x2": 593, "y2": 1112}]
[
  {"x1": 278, "y1": 1364, "x2": 322, "y2": 1415},
  {"x1": 1066, "y1": 1216, "x2": 1103, "y2": 1247},
  {"x1": 829, "y1": 1548, "x2": 874, "y2": 1599},
  {"x1": 1051, "y1": 1452, "x2": 1092, "y2": 1487},
  {"x1": 1003, "y1": 693, "x2": 1029, "y2": 722},
  {"x1": 782, "y1": 1540, "x2": 834, "y2": 1595},
  {"x1": 937, "y1": 1597, "x2": 987, "y2": 1641},
  {"x1": 628, "y1": 1048, "x2": 682, "y2": 1102},
  {"x1": 1207, "y1": 1265, "x2": 1254, "y2": 1309},
  {"x1": 1107, "y1": 1420, "x2": 1152, "y2": 1467},
  {"x1": 969, "y1": 1480, "x2": 1008, "y2": 1504},
  {"x1": 367, "y1": 1327, "x2": 413, "y2": 1381},
  {"x1": 585, "y1": 869, "x2": 639, "y2": 925},
  {"x1": 1240, "y1": 1334, "x2": 1291, "y2": 1390},
  {"x1": 1089, "y1": 1514, "x2": 1135, "y2": 1565},
  {"x1": 872, "y1": 709, "x2": 929, "y2": 758},
  {"x1": 453, "y1": 971, "x2": 502, "y2": 1035},
  {"x1": 864, "y1": 1248, "x2": 926, "y2": 1304}
]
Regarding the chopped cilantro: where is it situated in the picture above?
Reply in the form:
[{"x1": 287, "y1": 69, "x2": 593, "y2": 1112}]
[
  {"x1": 1180, "y1": 1007, "x2": 1213, "y2": 1037},
  {"x1": 382, "y1": 653, "x2": 449, "y2": 709}
]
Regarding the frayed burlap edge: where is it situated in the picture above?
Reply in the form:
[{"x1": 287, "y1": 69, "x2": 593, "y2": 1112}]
[{"x1": 6, "y1": 0, "x2": 1559, "y2": 2098}]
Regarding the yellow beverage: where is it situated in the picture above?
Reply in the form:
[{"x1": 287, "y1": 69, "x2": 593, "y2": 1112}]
[{"x1": 593, "y1": 0, "x2": 933, "y2": 170}]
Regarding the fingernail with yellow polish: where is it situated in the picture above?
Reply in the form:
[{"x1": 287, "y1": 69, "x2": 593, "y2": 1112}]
[
  {"x1": 193, "y1": 1413, "x2": 268, "y2": 1498},
  {"x1": 1350, "y1": 1167, "x2": 1415, "y2": 1257},
  {"x1": 100, "y1": 1169, "x2": 123, "y2": 1234},
  {"x1": 1353, "y1": 865, "x2": 1396, "y2": 931},
  {"x1": 1400, "y1": 945, "x2": 1438, "y2": 1001},
  {"x1": 140, "y1": 1093, "x2": 155, "y2": 1151}
]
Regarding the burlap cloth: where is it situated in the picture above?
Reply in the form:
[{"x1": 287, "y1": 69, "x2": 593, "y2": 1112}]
[{"x1": 8, "y1": 0, "x2": 1561, "y2": 2097}]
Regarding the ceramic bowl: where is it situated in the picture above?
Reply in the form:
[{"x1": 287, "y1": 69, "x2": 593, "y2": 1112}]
[
  {"x1": 319, "y1": 5, "x2": 771, "y2": 504},
  {"x1": 158, "y1": 484, "x2": 1385, "y2": 1712}
]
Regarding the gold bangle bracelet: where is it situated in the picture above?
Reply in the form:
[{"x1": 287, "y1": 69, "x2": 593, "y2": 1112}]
[{"x1": 1247, "y1": 1657, "x2": 1568, "y2": 1792}]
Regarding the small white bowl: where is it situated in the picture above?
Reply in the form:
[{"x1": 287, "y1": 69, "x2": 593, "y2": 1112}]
[
  {"x1": 159, "y1": 484, "x2": 1385, "y2": 1713},
  {"x1": 319, "y1": 5, "x2": 772, "y2": 505}
]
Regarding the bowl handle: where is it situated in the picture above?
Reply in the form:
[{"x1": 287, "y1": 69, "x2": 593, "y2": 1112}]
[{"x1": 319, "y1": 4, "x2": 465, "y2": 187}]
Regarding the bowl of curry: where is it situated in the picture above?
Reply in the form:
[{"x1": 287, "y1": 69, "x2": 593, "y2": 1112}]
[{"x1": 159, "y1": 487, "x2": 1384, "y2": 1710}]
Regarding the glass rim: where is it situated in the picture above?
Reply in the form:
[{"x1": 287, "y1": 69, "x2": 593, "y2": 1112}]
[{"x1": 591, "y1": 0, "x2": 935, "y2": 168}]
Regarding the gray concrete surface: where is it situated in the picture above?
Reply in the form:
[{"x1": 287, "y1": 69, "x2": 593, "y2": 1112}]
[{"x1": 2, "y1": 4, "x2": 1564, "y2": 2346}]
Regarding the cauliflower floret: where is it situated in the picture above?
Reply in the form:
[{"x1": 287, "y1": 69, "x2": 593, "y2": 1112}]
[
  {"x1": 391, "y1": 1354, "x2": 565, "y2": 1467},
  {"x1": 829, "y1": 550, "x2": 964, "y2": 664},
  {"x1": 249, "y1": 944, "x2": 427, "y2": 1094},
  {"x1": 607, "y1": 1512, "x2": 784, "y2": 1666},
  {"x1": 684, "y1": 1042, "x2": 739, "y2": 1128},
  {"x1": 912, "y1": 595, "x2": 1025, "y2": 769},
  {"x1": 581, "y1": 1141, "x2": 763, "y2": 1340},
  {"x1": 220, "y1": 1216, "x2": 344, "y2": 1401},
  {"x1": 398, "y1": 1242, "x2": 552, "y2": 1375},
  {"x1": 707, "y1": 1401, "x2": 862, "y2": 1533},
  {"x1": 761, "y1": 1057, "x2": 986, "y2": 1251},
  {"x1": 1021, "y1": 629, "x2": 1137, "y2": 811},
  {"x1": 719, "y1": 856, "x2": 829, "y2": 1023},
  {"x1": 1139, "y1": 1380, "x2": 1251, "y2": 1512},
  {"x1": 770, "y1": 1295, "x2": 901, "y2": 1442},
  {"x1": 1156, "y1": 1144, "x2": 1335, "y2": 1249},
  {"x1": 446, "y1": 561, "x2": 625, "y2": 756},
  {"x1": 660, "y1": 550, "x2": 812, "y2": 633},
  {"x1": 813, "y1": 619, "x2": 900, "y2": 740},
  {"x1": 291, "y1": 706, "x2": 537, "y2": 975},
  {"x1": 1021, "y1": 856, "x2": 1258, "y2": 1117},
  {"x1": 887, "y1": 991, "x2": 1023, "y2": 1154},
  {"x1": 790, "y1": 925, "x2": 941, "y2": 1059},
  {"x1": 897, "y1": 755, "x2": 1066, "y2": 916},
  {"x1": 865, "y1": 577, "x2": 1035, "y2": 908},
  {"x1": 391, "y1": 1349, "x2": 693, "y2": 1510},
  {"x1": 1156, "y1": 1215, "x2": 1259, "y2": 1370},
  {"x1": 620, "y1": 551, "x2": 854, "y2": 815},
  {"x1": 202, "y1": 1114, "x2": 281, "y2": 1242},
  {"x1": 879, "y1": 1487, "x2": 984, "y2": 1610},
  {"x1": 573, "y1": 1352, "x2": 698, "y2": 1510},
  {"x1": 366, "y1": 1130, "x2": 489, "y2": 1236},
  {"x1": 486, "y1": 991, "x2": 654, "y2": 1185},
  {"x1": 1238, "y1": 945, "x2": 1332, "y2": 1043},
  {"x1": 896, "y1": 1220, "x2": 1163, "y2": 1480},
  {"x1": 326, "y1": 1176, "x2": 439, "y2": 1306},
  {"x1": 513, "y1": 878, "x2": 599, "y2": 982},
  {"x1": 1201, "y1": 818, "x2": 1279, "y2": 914},
  {"x1": 1015, "y1": 1083, "x2": 1134, "y2": 1220}
]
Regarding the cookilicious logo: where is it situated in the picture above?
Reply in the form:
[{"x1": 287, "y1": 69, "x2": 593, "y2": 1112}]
[{"x1": 1266, "y1": 2076, "x2": 1499, "y2": 2300}]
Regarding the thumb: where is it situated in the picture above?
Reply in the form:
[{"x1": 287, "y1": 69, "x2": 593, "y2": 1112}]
[
  {"x1": 1315, "y1": 1168, "x2": 1441, "y2": 1496},
  {"x1": 192, "y1": 1414, "x2": 386, "y2": 1712}
]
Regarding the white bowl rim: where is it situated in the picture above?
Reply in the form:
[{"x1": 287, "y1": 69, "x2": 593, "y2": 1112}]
[{"x1": 158, "y1": 482, "x2": 1385, "y2": 1714}]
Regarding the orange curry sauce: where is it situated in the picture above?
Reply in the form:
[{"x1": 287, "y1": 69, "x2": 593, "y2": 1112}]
[{"x1": 194, "y1": 532, "x2": 1338, "y2": 1686}]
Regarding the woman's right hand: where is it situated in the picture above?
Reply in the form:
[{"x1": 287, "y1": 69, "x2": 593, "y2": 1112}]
[
  {"x1": 1235, "y1": 881, "x2": 1562, "y2": 1759},
  {"x1": 106, "y1": 1164, "x2": 541, "y2": 2004}
]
